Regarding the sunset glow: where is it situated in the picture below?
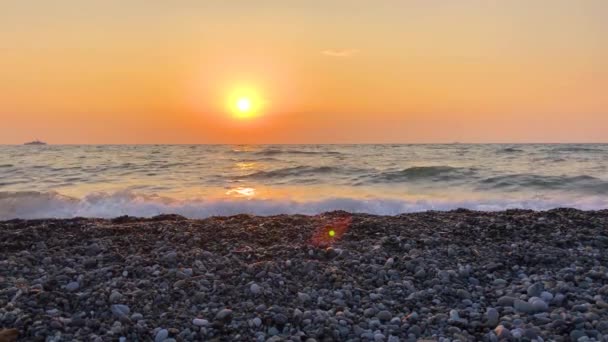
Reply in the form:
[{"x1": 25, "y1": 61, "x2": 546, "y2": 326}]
[
  {"x1": 1, "y1": 1, "x2": 607, "y2": 143},
  {"x1": 227, "y1": 87, "x2": 264, "y2": 120}
]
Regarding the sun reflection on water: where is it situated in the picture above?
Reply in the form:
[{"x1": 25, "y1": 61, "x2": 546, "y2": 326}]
[{"x1": 225, "y1": 187, "x2": 256, "y2": 198}]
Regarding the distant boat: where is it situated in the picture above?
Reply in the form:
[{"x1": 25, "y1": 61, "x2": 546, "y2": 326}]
[{"x1": 24, "y1": 140, "x2": 47, "y2": 145}]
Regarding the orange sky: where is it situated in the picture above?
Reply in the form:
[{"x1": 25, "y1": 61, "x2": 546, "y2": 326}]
[{"x1": 1, "y1": 0, "x2": 607, "y2": 144}]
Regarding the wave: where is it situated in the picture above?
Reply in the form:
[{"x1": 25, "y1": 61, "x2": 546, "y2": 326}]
[
  {"x1": 243, "y1": 166, "x2": 352, "y2": 179},
  {"x1": 498, "y1": 147, "x2": 524, "y2": 153},
  {"x1": 2, "y1": 191, "x2": 608, "y2": 220},
  {"x1": 479, "y1": 174, "x2": 608, "y2": 194},
  {"x1": 360, "y1": 166, "x2": 477, "y2": 184},
  {"x1": 550, "y1": 146, "x2": 605, "y2": 153},
  {"x1": 0, "y1": 164, "x2": 13, "y2": 168},
  {"x1": 254, "y1": 149, "x2": 343, "y2": 156}
]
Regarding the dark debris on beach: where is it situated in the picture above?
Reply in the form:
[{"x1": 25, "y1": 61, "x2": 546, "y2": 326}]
[{"x1": 1, "y1": 209, "x2": 608, "y2": 341}]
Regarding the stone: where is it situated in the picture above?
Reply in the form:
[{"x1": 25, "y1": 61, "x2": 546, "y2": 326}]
[
  {"x1": 155, "y1": 329, "x2": 169, "y2": 342},
  {"x1": 514, "y1": 299, "x2": 535, "y2": 314},
  {"x1": 109, "y1": 291, "x2": 123, "y2": 303},
  {"x1": 495, "y1": 325, "x2": 512, "y2": 340},
  {"x1": 298, "y1": 292, "x2": 311, "y2": 302},
  {"x1": 111, "y1": 305, "x2": 130, "y2": 318},
  {"x1": 486, "y1": 308, "x2": 499, "y2": 327},
  {"x1": 497, "y1": 296, "x2": 516, "y2": 307},
  {"x1": 252, "y1": 317, "x2": 262, "y2": 327},
  {"x1": 215, "y1": 309, "x2": 233, "y2": 322},
  {"x1": 529, "y1": 298, "x2": 548, "y2": 312},
  {"x1": 250, "y1": 283, "x2": 262, "y2": 296},
  {"x1": 456, "y1": 289, "x2": 471, "y2": 299},
  {"x1": 527, "y1": 283, "x2": 544, "y2": 297},
  {"x1": 377, "y1": 310, "x2": 392, "y2": 322},
  {"x1": 273, "y1": 313, "x2": 288, "y2": 326},
  {"x1": 540, "y1": 291, "x2": 553, "y2": 302},
  {"x1": 65, "y1": 281, "x2": 80, "y2": 292},
  {"x1": 192, "y1": 318, "x2": 208, "y2": 327}
]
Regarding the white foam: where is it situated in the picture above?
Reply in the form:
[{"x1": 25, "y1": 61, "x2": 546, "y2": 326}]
[{"x1": 1, "y1": 190, "x2": 607, "y2": 220}]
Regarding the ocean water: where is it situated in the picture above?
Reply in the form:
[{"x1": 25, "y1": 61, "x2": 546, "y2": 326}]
[{"x1": 1, "y1": 144, "x2": 607, "y2": 219}]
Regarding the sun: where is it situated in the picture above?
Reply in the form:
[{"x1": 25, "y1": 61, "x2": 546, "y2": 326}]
[
  {"x1": 236, "y1": 97, "x2": 252, "y2": 113},
  {"x1": 228, "y1": 87, "x2": 264, "y2": 119}
]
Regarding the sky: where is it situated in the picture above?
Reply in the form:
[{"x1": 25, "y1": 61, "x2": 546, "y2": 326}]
[{"x1": 1, "y1": 0, "x2": 607, "y2": 144}]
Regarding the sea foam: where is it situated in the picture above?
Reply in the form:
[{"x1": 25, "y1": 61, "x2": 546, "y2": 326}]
[{"x1": 2, "y1": 190, "x2": 608, "y2": 220}]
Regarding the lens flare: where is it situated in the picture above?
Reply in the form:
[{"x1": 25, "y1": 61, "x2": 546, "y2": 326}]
[{"x1": 310, "y1": 216, "x2": 352, "y2": 247}]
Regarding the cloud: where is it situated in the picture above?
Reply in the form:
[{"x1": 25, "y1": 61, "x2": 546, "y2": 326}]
[{"x1": 321, "y1": 49, "x2": 359, "y2": 57}]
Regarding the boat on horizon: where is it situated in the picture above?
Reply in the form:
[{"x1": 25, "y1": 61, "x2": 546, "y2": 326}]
[{"x1": 24, "y1": 140, "x2": 47, "y2": 145}]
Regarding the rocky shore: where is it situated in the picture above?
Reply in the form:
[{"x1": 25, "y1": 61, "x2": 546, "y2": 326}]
[{"x1": 1, "y1": 209, "x2": 608, "y2": 341}]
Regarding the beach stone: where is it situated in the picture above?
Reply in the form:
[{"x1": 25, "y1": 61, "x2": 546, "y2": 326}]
[
  {"x1": 449, "y1": 309, "x2": 460, "y2": 321},
  {"x1": 540, "y1": 291, "x2": 553, "y2": 302},
  {"x1": 486, "y1": 308, "x2": 499, "y2": 327},
  {"x1": 87, "y1": 243, "x2": 101, "y2": 256},
  {"x1": 364, "y1": 308, "x2": 376, "y2": 317},
  {"x1": 131, "y1": 313, "x2": 143, "y2": 321},
  {"x1": 66, "y1": 281, "x2": 80, "y2": 292},
  {"x1": 109, "y1": 291, "x2": 123, "y2": 303},
  {"x1": 155, "y1": 329, "x2": 169, "y2": 342},
  {"x1": 514, "y1": 299, "x2": 535, "y2": 314},
  {"x1": 298, "y1": 292, "x2": 311, "y2": 302},
  {"x1": 273, "y1": 313, "x2": 288, "y2": 326},
  {"x1": 252, "y1": 317, "x2": 262, "y2": 328},
  {"x1": 374, "y1": 333, "x2": 386, "y2": 341},
  {"x1": 215, "y1": 309, "x2": 233, "y2": 322},
  {"x1": 457, "y1": 289, "x2": 471, "y2": 299},
  {"x1": 192, "y1": 318, "x2": 208, "y2": 327},
  {"x1": 495, "y1": 325, "x2": 511, "y2": 340},
  {"x1": 408, "y1": 325, "x2": 421, "y2": 337},
  {"x1": 570, "y1": 329, "x2": 586, "y2": 341},
  {"x1": 511, "y1": 328, "x2": 524, "y2": 339},
  {"x1": 529, "y1": 298, "x2": 548, "y2": 312},
  {"x1": 497, "y1": 296, "x2": 516, "y2": 307},
  {"x1": 163, "y1": 252, "x2": 177, "y2": 263},
  {"x1": 377, "y1": 310, "x2": 392, "y2": 322},
  {"x1": 527, "y1": 283, "x2": 544, "y2": 297},
  {"x1": 111, "y1": 305, "x2": 130, "y2": 318},
  {"x1": 250, "y1": 283, "x2": 262, "y2": 296}
]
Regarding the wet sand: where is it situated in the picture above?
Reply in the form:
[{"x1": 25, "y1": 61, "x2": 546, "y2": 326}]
[{"x1": 1, "y1": 209, "x2": 608, "y2": 341}]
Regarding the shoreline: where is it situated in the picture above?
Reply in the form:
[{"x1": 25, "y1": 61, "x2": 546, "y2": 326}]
[{"x1": 1, "y1": 209, "x2": 608, "y2": 341}]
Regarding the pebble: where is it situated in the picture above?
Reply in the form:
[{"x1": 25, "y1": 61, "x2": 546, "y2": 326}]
[
  {"x1": 154, "y1": 329, "x2": 169, "y2": 342},
  {"x1": 65, "y1": 281, "x2": 80, "y2": 292},
  {"x1": 215, "y1": 309, "x2": 233, "y2": 322},
  {"x1": 298, "y1": 292, "x2": 311, "y2": 302},
  {"x1": 250, "y1": 283, "x2": 262, "y2": 296},
  {"x1": 486, "y1": 308, "x2": 499, "y2": 327},
  {"x1": 376, "y1": 310, "x2": 392, "y2": 321},
  {"x1": 109, "y1": 291, "x2": 123, "y2": 303},
  {"x1": 497, "y1": 296, "x2": 516, "y2": 307},
  {"x1": 527, "y1": 283, "x2": 544, "y2": 297},
  {"x1": 252, "y1": 317, "x2": 262, "y2": 327},
  {"x1": 111, "y1": 304, "x2": 130, "y2": 318},
  {"x1": 192, "y1": 318, "x2": 208, "y2": 327},
  {"x1": 2, "y1": 210, "x2": 608, "y2": 341}
]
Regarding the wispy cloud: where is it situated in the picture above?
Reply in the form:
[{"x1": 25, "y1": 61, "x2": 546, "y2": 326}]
[{"x1": 321, "y1": 49, "x2": 359, "y2": 57}]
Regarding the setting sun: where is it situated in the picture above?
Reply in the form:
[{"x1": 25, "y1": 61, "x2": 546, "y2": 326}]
[
  {"x1": 228, "y1": 87, "x2": 264, "y2": 119},
  {"x1": 236, "y1": 98, "x2": 252, "y2": 113}
]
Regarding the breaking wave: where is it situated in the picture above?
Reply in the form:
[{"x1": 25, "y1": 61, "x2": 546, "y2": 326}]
[
  {"x1": 2, "y1": 191, "x2": 608, "y2": 220},
  {"x1": 360, "y1": 166, "x2": 477, "y2": 184},
  {"x1": 243, "y1": 166, "x2": 362, "y2": 179},
  {"x1": 479, "y1": 174, "x2": 608, "y2": 194}
]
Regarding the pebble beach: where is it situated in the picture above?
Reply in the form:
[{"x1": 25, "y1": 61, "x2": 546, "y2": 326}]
[{"x1": 1, "y1": 209, "x2": 608, "y2": 341}]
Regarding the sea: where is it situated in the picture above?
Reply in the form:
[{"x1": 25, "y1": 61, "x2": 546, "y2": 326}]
[{"x1": 1, "y1": 144, "x2": 607, "y2": 219}]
